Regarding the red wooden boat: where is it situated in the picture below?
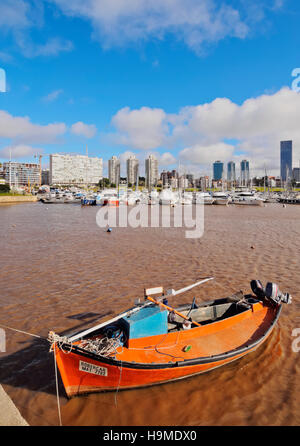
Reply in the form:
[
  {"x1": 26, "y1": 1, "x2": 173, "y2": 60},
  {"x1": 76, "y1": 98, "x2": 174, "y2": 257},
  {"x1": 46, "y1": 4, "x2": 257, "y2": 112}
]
[{"x1": 49, "y1": 278, "x2": 291, "y2": 398}]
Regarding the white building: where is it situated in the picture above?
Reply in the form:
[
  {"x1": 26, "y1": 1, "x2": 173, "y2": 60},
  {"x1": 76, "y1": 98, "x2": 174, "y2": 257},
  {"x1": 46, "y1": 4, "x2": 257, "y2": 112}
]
[
  {"x1": 145, "y1": 155, "x2": 158, "y2": 189},
  {"x1": 3, "y1": 162, "x2": 40, "y2": 186},
  {"x1": 127, "y1": 155, "x2": 139, "y2": 185},
  {"x1": 108, "y1": 156, "x2": 120, "y2": 186},
  {"x1": 50, "y1": 154, "x2": 103, "y2": 186}
]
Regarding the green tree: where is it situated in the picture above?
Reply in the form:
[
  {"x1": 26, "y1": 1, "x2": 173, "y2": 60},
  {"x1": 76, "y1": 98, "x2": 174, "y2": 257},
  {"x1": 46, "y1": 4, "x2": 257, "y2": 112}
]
[{"x1": 0, "y1": 184, "x2": 10, "y2": 193}]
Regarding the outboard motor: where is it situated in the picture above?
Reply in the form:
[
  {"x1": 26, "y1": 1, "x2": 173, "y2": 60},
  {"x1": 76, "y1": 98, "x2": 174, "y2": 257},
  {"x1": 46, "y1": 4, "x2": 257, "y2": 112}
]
[
  {"x1": 250, "y1": 280, "x2": 266, "y2": 301},
  {"x1": 265, "y1": 282, "x2": 292, "y2": 305}
]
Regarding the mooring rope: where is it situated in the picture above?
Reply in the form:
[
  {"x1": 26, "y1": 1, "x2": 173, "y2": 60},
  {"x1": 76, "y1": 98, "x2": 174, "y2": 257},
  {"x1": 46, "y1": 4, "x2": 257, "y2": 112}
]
[
  {"x1": 0, "y1": 323, "x2": 44, "y2": 340},
  {"x1": 53, "y1": 342, "x2": 62, "y2": 426},
  {"x1": 0, "y1": 323, "x2": 63, "y2": 427}
]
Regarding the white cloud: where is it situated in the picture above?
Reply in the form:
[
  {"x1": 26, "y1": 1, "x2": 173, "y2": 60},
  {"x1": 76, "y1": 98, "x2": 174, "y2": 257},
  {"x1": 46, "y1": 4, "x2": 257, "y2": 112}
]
[
  {"x1": 0, "y1": 1, "x2": 73, "y2": 58},
  {"x1": 0, "y1": 110, "x2": 67, "y2": 144},
  {"x1": 51, "y1": 0, "x2": 249, "y2": 53},
  {"x1": 24, "y1": 38, "x2": 73, "y2": 58},
  {"x1": 71, "y1": 121, "x2": 97, "y2": 138},
  {"x1": 0, "y1": 144, "x2": 43, "y2": 159},
  {"x1": 110, "y1": 106, "x2": 167, "y2": 150},
  {"x1": 107, "y1": 87, "x2": 300, "y2": 176},
  {"x1": 0, "y1": 0, "x2": 30, "y2": 30},
  {"x1": 42, "y1": 89, "x2": 64, "y2": 103},
  {"x1": 159, "y1": 152, "x2": 177, "y2": 166},
  {"x1": 179, "y1": 142, "x2": 235, "y2": 165}
]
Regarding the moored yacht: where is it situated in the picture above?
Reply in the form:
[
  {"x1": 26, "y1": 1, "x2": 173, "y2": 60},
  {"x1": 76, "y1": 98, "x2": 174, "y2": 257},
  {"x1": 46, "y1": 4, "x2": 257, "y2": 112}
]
[
  {"x1": 212, "y1": 191, "x2": 230, "y2": 205},
  {"x1": 231, "y1": 188, "x2": 264, "y2": 206},
  {"x1": 193, "y1": 192, "x2": 214, "y2": 205},
  {"x1": 159, "y1": 188, "x2": 178, "y2": 206}
]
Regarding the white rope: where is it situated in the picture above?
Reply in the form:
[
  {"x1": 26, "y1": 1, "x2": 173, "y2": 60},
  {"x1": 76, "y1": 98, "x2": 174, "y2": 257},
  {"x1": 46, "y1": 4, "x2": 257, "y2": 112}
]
[
  {"x1": 114, "y1": 360, "x2": 123, "y2": 408},
  {"x1": 0, "y1": 323, "x2": 43, "y2": 339},
  {"x1": 48, "y1": 331, "x2": 123, "y2": 358},
  {"x1": 78, "y1": 336, "x2": 123, "y2": 357},
  {"x1": 48, "y1": 332, "x2": 73, "y2": 354},
  {"x1": 0, "y1": 324, "x2": 63, "y2": 427},
  {"x1": 53, "y1": 343, "x2": 62, "y2": 426}
]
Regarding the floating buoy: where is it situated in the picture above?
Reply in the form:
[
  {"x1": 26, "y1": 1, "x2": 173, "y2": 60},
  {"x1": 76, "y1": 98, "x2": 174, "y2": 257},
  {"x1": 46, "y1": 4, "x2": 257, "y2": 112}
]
[
  {"x1": 251, "y1": 245, "x2": 255, "y2": 249},
  {"x1": 283, "y1": 204, "x2": 286, "y2": 208},
  {"x1": 107, "y1": 227, "x2": 112, "y2": 233}
]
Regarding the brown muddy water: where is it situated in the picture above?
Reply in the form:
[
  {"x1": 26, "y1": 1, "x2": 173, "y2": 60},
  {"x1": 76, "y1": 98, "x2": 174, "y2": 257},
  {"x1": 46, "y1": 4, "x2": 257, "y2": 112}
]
[{"x1": 0, "y1": 201, "x2": 299, "y2": 426}]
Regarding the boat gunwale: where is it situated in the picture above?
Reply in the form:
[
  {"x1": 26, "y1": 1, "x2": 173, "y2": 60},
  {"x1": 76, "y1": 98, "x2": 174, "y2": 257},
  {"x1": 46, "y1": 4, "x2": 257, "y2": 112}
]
[{"x1": 56, "y1": 302, "x2": 282, "y2": 370}]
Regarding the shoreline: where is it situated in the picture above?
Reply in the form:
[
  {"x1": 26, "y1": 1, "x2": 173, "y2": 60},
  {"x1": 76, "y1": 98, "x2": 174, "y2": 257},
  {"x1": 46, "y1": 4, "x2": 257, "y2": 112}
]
[
  {"x1": 0, "y1": 196, "x2": 38, "y2": 204},
  {"x1": 0, "y1": 385, "x2": 28, "y2": 426}
]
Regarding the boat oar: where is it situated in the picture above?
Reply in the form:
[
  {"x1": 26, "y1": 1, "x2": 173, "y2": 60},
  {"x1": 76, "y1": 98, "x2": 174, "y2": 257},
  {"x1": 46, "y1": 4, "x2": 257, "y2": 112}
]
[
  {"x1": 69, "y1": 277, "x2": 213, "y2": 342},
  {"x1": 145, "y1": 276, "x2": 214, "y2": 328},
  {"x1": 166, "y1": 277, "x2": 214, "y2": 297},
  {"x1": 146, "y1": 296, "x2": 202, "y2": 327}
]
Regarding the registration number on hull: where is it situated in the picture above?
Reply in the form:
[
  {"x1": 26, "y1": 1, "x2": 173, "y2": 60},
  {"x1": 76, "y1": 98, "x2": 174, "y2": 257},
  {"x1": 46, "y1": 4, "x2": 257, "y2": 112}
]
[{"x1": 79, "y1": 360, "x2": 108, "y2": 376}]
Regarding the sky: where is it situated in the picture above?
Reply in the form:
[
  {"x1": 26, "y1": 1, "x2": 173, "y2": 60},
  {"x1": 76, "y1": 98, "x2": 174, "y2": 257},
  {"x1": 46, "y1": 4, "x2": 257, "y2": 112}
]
[{"x1": 1, "y1": 0, "x2": 300, "y2": 178}]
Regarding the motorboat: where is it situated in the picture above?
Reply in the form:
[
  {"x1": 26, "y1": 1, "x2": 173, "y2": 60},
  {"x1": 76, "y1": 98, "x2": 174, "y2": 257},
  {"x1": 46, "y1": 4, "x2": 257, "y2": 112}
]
[
  {"x1": 231, "y1": 189, "x2": 264, "y2": 206},
  {"x1": 159, "y1": 188, "x2": 178, "y2": 206},
  {"x1": 41, "y1": 191, "x2": 75, "y2": 204},
  {"x1": 148, "y1": 189, "x2": 159, "y2": 205},
  {"x1": 193, "y1": 192, "x2": 214, "y2": 205},
  {"x1": 278, "y1": 193, "x2": 300, "y2": 204},
  {"x1": 212, "y1": 191, "x2": 230, "y2": 205},
  {"x1": 81, "y1": 195, "x2": 97, "y2": 206},
  {"x1": 49, "y1": 277, "x2": 291, "y2": 397},
  {"x1": 99, "y1": 190, "x2": 119, "y2": 206},
  {"x1": 180, "y1": 192, "x2": 193, "y2": 205}
]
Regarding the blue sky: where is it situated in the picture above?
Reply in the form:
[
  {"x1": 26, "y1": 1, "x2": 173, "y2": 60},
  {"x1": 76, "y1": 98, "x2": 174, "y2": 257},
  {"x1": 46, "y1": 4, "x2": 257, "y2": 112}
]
[{"x1": 1, "y1": 0, "x2": 300, "y2": 177}]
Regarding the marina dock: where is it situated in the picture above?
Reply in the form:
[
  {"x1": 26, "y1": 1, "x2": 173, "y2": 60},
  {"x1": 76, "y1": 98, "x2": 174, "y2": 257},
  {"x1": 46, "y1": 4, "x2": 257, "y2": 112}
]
[{"x1": 0, "y1": 196, "x2": 38, "y2": 204}]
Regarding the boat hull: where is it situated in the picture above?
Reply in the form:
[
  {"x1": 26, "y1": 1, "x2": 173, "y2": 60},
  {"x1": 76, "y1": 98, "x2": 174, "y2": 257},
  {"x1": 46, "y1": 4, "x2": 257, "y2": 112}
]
[
  {"x1": 56, "y1": 338, "x2": 270, "y2": 397},
  {"x1": 213, "y1": 199, "x2": 229, "y2": 205},
  {"x1": 54, "y1": 301, "x2": 281, "y2": 397},
  {"x1": 232, "y1": 199, "x2": 264, "y2": 206}
]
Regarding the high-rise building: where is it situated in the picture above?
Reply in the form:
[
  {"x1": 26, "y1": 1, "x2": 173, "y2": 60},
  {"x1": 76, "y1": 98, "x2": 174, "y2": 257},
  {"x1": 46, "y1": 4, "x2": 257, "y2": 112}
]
[
  {"x1": 108, "y1": 156, "x2": 120, "y2": 186},
  {"x1": 280, "y1": 140, "x2": 292, "y2": 182},
  {"x1": 240, "y1": 159, "x2": 250, "y2": 186},
  {"x1": 227, "y1": 161, "x2": 236, "y2": 183},
  {"x1": 49, "y1": 154, "x2": 103, "y2": 185},
  {"x1": 213, "y1": 161, "x2": 223, "y2": 181},
  {"x1": 293, "y1": 167, "x2": 300, "y2": 182},
  {"x1": 126, "y1": 155, "x2": 139, "y2": 185},
  {"x1": 42, "y1": 169, "x2": 50, "y2": 185},
  {"x1": 160, "y1": 169, "x2": 178, "y2": 187},
  {"x1": 145, "y1": 154, "x2": 158, "y2": 189},
  {"x1": 3, "y1": 162, "x2": 40, "y2": 186}
]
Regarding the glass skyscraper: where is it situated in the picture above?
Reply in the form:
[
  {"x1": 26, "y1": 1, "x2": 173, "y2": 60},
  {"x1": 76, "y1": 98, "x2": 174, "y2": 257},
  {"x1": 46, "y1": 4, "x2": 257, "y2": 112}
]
[
  {"x1": 240, "y1": 159, "x2": 250, "y2": 185},
  {"x1": 213, "y1": 161, "x2": 223, "y2": 180},
  {"x1": 227, "y1": 161, "x2": 236, "y2": 182},
  {"x1": 280, "y1": 140, "x2": 292, "y2": 182}
]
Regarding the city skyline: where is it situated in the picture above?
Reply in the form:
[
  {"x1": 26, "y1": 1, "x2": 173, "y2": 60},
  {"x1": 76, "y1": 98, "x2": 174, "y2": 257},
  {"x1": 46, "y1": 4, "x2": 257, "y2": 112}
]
[
  {"x1": 1, "y1": 1, "x2": 300, "y2": 179},
  {"x1": 2, "y1": 148, "x2": 296, "y2": 185}
]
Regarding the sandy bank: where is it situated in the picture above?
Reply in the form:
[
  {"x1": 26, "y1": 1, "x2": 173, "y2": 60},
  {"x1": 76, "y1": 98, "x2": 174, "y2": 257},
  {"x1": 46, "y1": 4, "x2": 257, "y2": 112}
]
[
  {"x1": 0, "y1": 196, "x2": 37, "y2": 203},
  {"x1": 0, "y1": 385, "x2": 28, "y2": 426}
]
